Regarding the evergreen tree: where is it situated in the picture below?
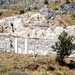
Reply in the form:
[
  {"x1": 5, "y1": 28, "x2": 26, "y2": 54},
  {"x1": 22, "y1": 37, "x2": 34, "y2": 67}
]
[{"x1": 51, "y1": 31, "x2": 75, "y2": 60}]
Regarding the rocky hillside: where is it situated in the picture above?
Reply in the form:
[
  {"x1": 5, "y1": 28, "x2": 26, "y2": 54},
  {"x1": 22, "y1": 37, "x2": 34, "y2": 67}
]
[
  {"x1": 0, "y1": 11, "x2": 75, "y2": 37},
  {"x1": 0, "y1": 0, "x2": 75, "y2": 25},
  {"x1": 0, "y1": 0, "x2": 74, "y2": 11},
  {"x1": 0, "y1": 0, "x2": 75, "y2": 56},
  {"x1": 0, "y1": 51, "x2": 74, "y2": 75}
]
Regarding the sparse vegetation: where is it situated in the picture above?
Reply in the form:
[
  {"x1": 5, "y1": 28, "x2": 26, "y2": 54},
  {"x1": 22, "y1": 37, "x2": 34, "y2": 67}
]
[
  {"x1": 0, "y1": 0, "x2": 75, "y2": 75},
  {"x1": 0, "y1": 51, "x2": 74, "y2": 75},
  {"x1": 56, "y1": 73, "x2": 62, "y2": 75},
  {"x1": 54, "y1": 7, "x2": 58, "y2": 10},
  {"x1": 0, "y1": 10, "x2": 17, "y2": 19},
  {"x1": 28, "y1": 7, "x2": 30, "y2": 11},
  {"x1": 71, "y1": 14, "x2": 75, "y2": 18},
  {"x1": 0, "y1": 12, "x2": 3, "y2": 16},
  {"x1": 19, "y1": 10, "x2": 24, "y2": 15},
  {"x1": 60, "y1": 14, "x2": 75, "y2": 25},
  {"x1": 64, "y1": 72, "x2": 68, "y2": 75},
  {"x1": 48, "y1": 2, "x2": 64, "y2": 11},
  {"x1": 44, "y1": 0, "x2": 49, "y2": 4},
  {"x1": 52, "y1": 31, "x2": 75, "y2": 60},
  {"x1": 65, "y1": 0, "x2": 70, "y2": 4}
]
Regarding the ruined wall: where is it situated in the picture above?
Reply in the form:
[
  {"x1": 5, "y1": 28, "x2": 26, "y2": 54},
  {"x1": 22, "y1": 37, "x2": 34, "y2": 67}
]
[{"x1": 0, "y1": 37, "x2": 57, "y2": 55}]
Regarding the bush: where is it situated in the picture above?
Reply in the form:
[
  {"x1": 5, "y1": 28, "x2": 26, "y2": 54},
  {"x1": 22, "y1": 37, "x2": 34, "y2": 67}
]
[
  {"x1": 51, "y1": 31, "x2": 75, "y2": 60},
  {"x1": 54, "y1": 7, "x2": 58, "y2": 11},
  {"x1": 71, "y1": 14, "x2": 75, "y2": 18},
  {"x1": 65, "y1": 0, "x2": 70, "y2": 4},
  {"x1": 0, "y1": 12, "x2": 3, "y2": 16},
  {"x1": 28, "y1": 7, "x2": 30, "y2": 11},
  {"x1": 44, "y1": 0, "x2": 49, "y2": 4},
  {"x1": 19, "y1": 10, "x2": 24, "y2": 15}
]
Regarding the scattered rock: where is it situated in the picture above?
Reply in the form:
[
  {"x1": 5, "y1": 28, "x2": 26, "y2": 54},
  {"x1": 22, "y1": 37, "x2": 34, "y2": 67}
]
[
  {"x1": 25, "y1": 61, "x2": 39, "y2": 70},
  {"x1": 36, "y1": 58, "x2": 46, "y2": 64},
  {"x1": 54, "y1": 27, "x2": 64, "y2": 35}
]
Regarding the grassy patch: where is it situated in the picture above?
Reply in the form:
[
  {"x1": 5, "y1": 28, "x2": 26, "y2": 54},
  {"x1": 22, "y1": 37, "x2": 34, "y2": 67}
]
[
  {"x1": 48, "y1": 2, "x2": 64, "y2": 11},
  {"x1": 0, "y1": 52, "x2": 73, "y2": 75},
  {"x1": 60, "y1": 14, "x2": 75, "y2": 25},
  {"x1": 0, "y1": 10, "x2": 18, "y2": 19}
]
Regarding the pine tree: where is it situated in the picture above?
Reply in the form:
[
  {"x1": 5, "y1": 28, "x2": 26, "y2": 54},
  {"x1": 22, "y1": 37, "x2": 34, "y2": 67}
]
[{"x1": 51, "y1": 31, "x2": 75, "y2": 60}]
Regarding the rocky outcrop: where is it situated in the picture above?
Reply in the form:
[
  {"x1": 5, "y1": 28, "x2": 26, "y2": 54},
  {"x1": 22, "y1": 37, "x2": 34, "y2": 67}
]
[
  {"x1": 65, "y1": 25, "x2": 75, "y2": 36},
  {"x1": 0, "y1": 0, "x2": 67, "y2": 11},
  {"x1": 0, "y1": 12, "x2": 56, "y2": 37},
  {"x1": 56, "y1": 2, "x2": 75, "y2": 14},
  {"x1": 0, "y1": 11, "x2": 75, "y2": 56},
  {"x1": 39, "y1": 5, "x2": 54, "y2": 19},
  {"x1": 0, "y1": 11, "x2": 75, "y2": 38},
  {"x1": 24, "y1": 3, "x2": 44, "y2": 11}
]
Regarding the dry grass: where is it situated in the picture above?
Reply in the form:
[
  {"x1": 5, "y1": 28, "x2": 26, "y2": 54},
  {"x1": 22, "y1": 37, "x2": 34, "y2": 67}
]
[
  {"x1": 0, "y1": 10, "x2": 18, "y2": 19},
  {"x1": 9, "y1": 3, "x2": 26, "y2": 11},
  {"x1": 48, "y1": 1, "x2": 75, "y2": 11},
  {"x1": 48, "y1": 2, "x2": 64, "y2": 11},
  {"x1": 60, "y1": 14, "x2": 75, "y2": 25},
  {"x1": 0, "y1": 51, "x2": 74, "y2": 75}
]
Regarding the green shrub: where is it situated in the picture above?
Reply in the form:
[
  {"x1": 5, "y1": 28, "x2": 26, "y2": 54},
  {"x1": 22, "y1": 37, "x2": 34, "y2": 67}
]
[
  {"x1": 28, "y1": 7, "x2": 30, "y2": 11},
  {"x1": 54, "y1": 7, "x2": 58, "y2": 10},
  {"x1": 19, "y1": 10, "x2": 24, "y2": 15},
  {"x1": 0, "y1": 12, "x2": 3, "y2": 16},
  {"x1": 71, "y1": 14, "x2": 75, "y2": 18},
  {"x1": 44, "y1": 0, "x2": 49, "y2": 4},
  {"x1": 65, "y1": 0, "x2": 70, "y2": 4}
]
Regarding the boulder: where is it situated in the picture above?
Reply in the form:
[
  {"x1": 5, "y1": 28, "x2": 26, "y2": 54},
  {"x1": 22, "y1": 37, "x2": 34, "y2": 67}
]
[
  {"x1": 0, "y1": 0, "x2": 3, "y2": 5},
  {"x1": 65, "y1": 25, "x2": 75, "y2": 36},
  {"x1": 54, "y1": 27, "x2": 64, "y2": 35},
  {"x1": 39, "y1": 5, "x2": 54, "y2": 19},
  {"x1": 56, "y1": 2, "x2": 75, "y2": 14},
  {"x1": 56, "y1": 4, "x2": 67, "y2": 14},
  {"x1": 67, "y1": 2, "x2": 75, "y2": 14}
]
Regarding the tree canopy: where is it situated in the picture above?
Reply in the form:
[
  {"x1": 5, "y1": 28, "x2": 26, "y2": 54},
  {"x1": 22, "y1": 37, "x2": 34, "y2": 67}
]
[{"x1": 51, "y1": 31, "x2": 75, "y2": 60}]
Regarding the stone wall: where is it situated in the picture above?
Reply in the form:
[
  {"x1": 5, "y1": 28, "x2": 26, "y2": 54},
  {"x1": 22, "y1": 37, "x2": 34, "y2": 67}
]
[{"x1": 0, "y1": 37, "x2": 57, "y2": 55}]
